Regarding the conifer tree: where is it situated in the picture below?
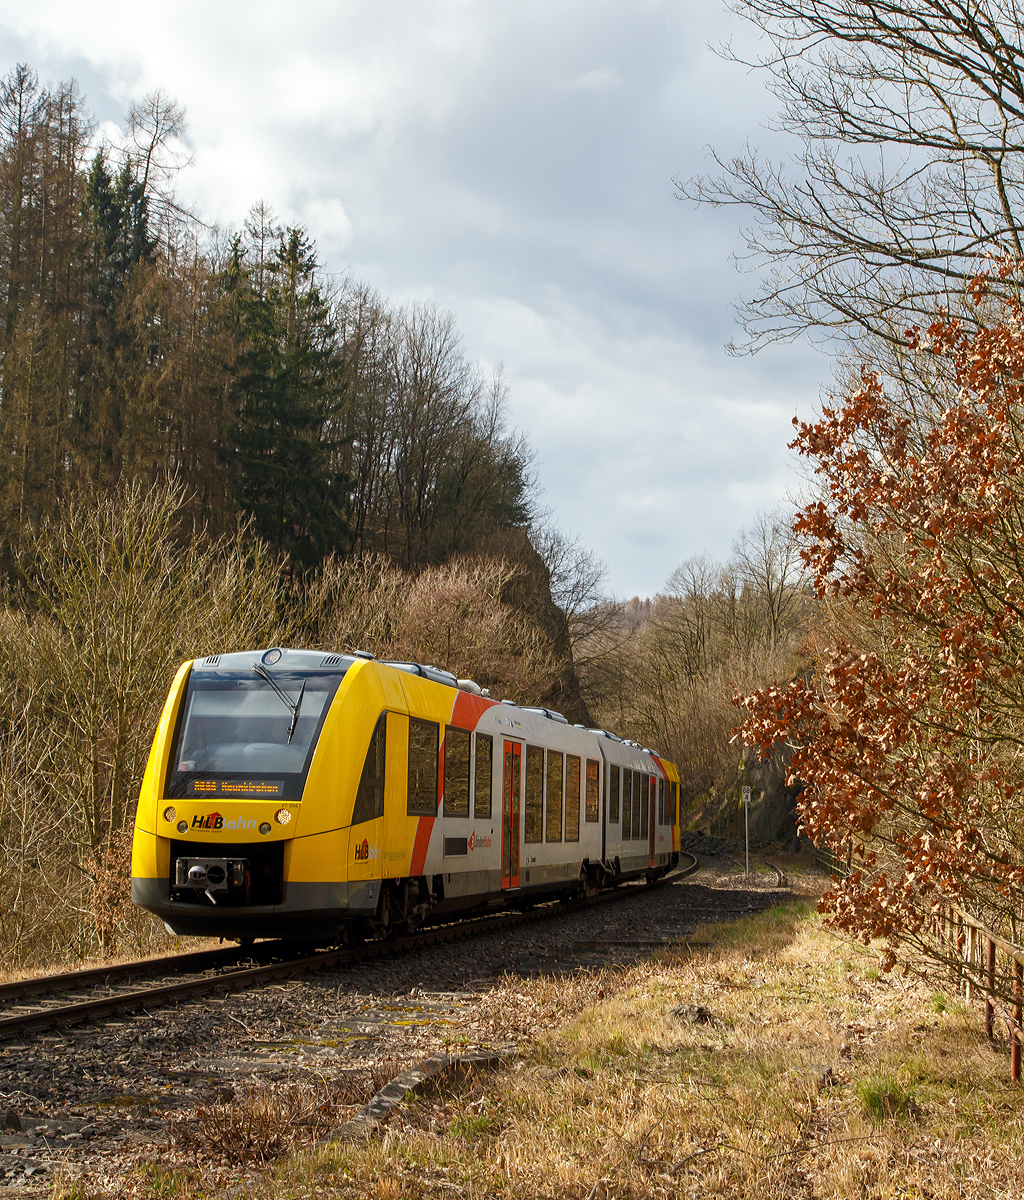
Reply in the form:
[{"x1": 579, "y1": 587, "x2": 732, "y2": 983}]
[{"x1": 228, "y1": 219, "x2": 349, "y2": 569}]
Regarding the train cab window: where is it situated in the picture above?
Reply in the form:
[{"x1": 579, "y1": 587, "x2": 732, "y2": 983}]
[
  {"x1": 585, "y1": 759, "x2": 600, "y2": 822},
  {"x1": 352, "y1": 714, "x2": 386, "y2": 824},
  {"x1": 632, "y1": 771, "x2": 642, "y2": 840},
  {"x1": 524, "y1": 745, "x2": 543, "y2": 842},
  {"x1": 473, "y1": 733, "x2": 493, "y2": 818},
  {"x1": 545, "y1": 751, "x2": 563, "y2": 841},
  {"x1": 621, "y1": 769, "x2": 632, "y2": 840},
  {"x1": 565, "y1": 755, "x2": 581, "y2": 842},
  {"x1": 407, "y1": 718, "x2": 439, "y2": 815},
  {"x1": 609, "y1": 764, "x2": 620, "y2": 824},
  {"x1": 444, "y1": 727, "x2": 470, "y2": 817},
  {"x1": 640, "y1": 775, "x2": 650, "y2": 838},
  {"x1": 671, "y1": 780, "x2": 678, "y2": 826}
]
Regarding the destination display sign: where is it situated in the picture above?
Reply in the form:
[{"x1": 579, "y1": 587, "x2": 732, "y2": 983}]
[{"x1": 187, "y1": 779, "x2": 285, "y2": 797}]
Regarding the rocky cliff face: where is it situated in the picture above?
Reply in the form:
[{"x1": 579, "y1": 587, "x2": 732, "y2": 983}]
[
  {"x1": 478, "y1": 528, "x2": 593, "y2": 726},
  {"x1": 708, "y1": 745, "x2": 802, "y2": 849}
]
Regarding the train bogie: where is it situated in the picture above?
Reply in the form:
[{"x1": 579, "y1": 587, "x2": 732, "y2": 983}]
[{"x1": 130, "y1": 649, "x2": 681, "y2": 943}]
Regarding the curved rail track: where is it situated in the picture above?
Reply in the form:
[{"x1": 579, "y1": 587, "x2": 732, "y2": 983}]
[{"x1": 0, "y1": 855, "x2": 700, "y2": 1041}]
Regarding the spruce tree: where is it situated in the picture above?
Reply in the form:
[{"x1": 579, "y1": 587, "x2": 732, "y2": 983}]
[{"x1": 228, "y1": 223, "x2": 349, "y2": 570}]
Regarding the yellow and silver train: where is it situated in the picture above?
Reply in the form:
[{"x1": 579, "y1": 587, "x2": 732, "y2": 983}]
[{"x1": 131, "y1": 649, "x2": 681, "y2": 942}]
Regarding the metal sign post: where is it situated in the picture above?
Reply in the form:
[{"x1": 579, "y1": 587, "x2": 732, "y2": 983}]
[{"x1": 742, "y1": 786, "x2": 751, "y2": 876}]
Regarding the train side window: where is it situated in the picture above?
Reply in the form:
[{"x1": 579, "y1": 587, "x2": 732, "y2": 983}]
[
  {"x1": 640, "y1": 775, "x2": 650, "y2": 838},
  {"x1": 565, "y1": 754, "x2": 581, "y2": 841},
  {"x1": 632, "y1": 770, "x2": 642, "y2": 840},
  {"x1": 658, "y1": 778, "x2": 665, "y2": 825},
  {"x1": 444, "y1": 727, "x2": 470, "y2": 817},
  {"x1": 671, "y1": 780, "x2": 678, "y2": 826},
  {"x1": 621, "y1": 768, "x2": 632, "y2": 840},
  {"x1": 352, "y1": 713, "x2": 386, "y2": 824},
  {"x1": 524, "y1": 745, "x2": 543, "y2": 842},
  {"x1": 545, "y1": 750, "x2": 563, "y2": 841},
  {"x1": 473, "y1": 733, "x2": 493, "y2": 818},
  {"x1": 585, "y1": 759, "x2": 600, "y2": 822},
  {"x1": 407, "y1": 718, "x2": 439, "y2": 815},
  {"x1": 609, "y1": 764, "x2": 620, "y2": 824}
]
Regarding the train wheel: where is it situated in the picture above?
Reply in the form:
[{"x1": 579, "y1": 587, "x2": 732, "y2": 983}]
[
  {"x1": 580, "y1": 868, "x2": 600, "y2": 899},
  {"x1": 371, "y1": 885, "x2": 394, "y2": 941},
  {"x1": 398, "y1": 878, "x2": 428, "y2": 937},
  {"x1": 339, "y1": 924, "x2": 363, "y2": 948}
]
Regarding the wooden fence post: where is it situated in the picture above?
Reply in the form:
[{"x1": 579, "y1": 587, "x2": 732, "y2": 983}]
[
  {"x1": 986, "y1": 938, "x2": 996, "y2": 1041},
  {"x1": 1012, "y1": 961, "x2": 1023, "y2": 1083},
  {"x1": 965, "y1": 926, "x2": 974, "y2": 1003}
]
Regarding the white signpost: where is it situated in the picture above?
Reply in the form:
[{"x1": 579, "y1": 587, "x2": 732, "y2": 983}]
[{"x1": 742, "y1": 786, "x2": 752, "y2": 876}]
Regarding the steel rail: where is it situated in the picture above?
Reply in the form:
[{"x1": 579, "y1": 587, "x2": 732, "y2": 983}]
[
  {"x1": 0, "y1": 943, "x2": 273, "y2": 1004},
  {"x1": 0, "y1": 854, "x2": 699, "y2": 1041}
]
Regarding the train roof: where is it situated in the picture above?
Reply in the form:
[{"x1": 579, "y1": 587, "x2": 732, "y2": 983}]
[{"x1": 188, "y1": 649, "x2": 668, "y2": 763}]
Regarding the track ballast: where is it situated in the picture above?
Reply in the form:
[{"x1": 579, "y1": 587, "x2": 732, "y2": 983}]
[{"x1": 0, "y1": 856, "x2": 699, "y2": 1041}]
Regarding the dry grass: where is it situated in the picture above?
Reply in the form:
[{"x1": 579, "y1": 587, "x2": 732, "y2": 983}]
[{"x1": 56, "y1": 900, "x2": 1024, "y2": 1198}]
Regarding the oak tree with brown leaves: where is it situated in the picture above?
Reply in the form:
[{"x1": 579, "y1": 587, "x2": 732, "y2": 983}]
[{"x1": 739, "y1": 263, "x2": 1024, "y2": 988}]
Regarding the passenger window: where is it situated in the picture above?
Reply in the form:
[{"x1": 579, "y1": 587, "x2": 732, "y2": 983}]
[
  {"x1": 621, "y1": 768, "x2": 632, "y2": 840},
  {"x1": 585, "y1": 759, "x2": 600, "y2": 822},
  {"x1": 640, "y1": 774, "x2": 649, "y2": 838},
  {"x1": 671, "y1": 780, "x2": 678, "y2": 826},
  {"x1": 473, "y1": 733, "x2": 493, "y2": 818},
  {"x1": 444, "y1": 727, "x2": 470, "y2": 817},
  {"x1": 632, "y1": 770, "x2": 642, "y2": 840},
  {"x1": 609, "y1": 764, "x2": 620, "y2": 824},
  {"x1": 407, "y1": 718, "x2": 439, "y2": 815},
  {"x1": 658, "y1": 778, "x2": 665, "y2": 825},
  {"x1": 565, "y1": 755, "x2": 581, "y2": 841},
  {"x1": 352, "y1": 713, "x2": 386, "y2": 825},
  {"x1": 545, "y1": 750, "x2": 563, "y2": 841},
  {"x1": 524, "y1": 745, "x2": 543, "y2": 842}
]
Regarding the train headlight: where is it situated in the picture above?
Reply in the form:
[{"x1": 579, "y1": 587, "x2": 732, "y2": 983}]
[
  {"x1": 163, "y1": 806, "x2": 176, "y2": 823},
  {"x1": 259, "y1": 823, "x2": 272, "y2": 836},
  {"x1": 274, "y1": 808, "x2": 292, "y2": 825},
  {"x1": 177, "y1": 820, "x2": 188, "y2": 833}
]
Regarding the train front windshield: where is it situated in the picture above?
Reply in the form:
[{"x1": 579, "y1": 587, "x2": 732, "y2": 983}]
[{"x1": 165, "y1": 668, "x2": 347, "y2": 801}]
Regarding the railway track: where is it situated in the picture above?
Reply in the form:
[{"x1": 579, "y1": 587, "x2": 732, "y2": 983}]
[{"x1": 0, "y1": 855, "x2": 699, "y2": 1041}]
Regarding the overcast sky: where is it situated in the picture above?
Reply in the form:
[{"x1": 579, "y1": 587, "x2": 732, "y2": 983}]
[{"x1": 0, "y1": 0, "x2": 825, "y2": 598}]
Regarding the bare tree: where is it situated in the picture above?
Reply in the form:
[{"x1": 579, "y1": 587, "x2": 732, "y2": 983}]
[
  {"x1": 123, "y1": 89, "x2": 192, "y2": 239},
  {"x1": 531, "y1": 525, "x2": 611, "y2": 641},
  {"x1": 680, "y1": 0, "x2": 1024, "y2": 350},
  {"x1": 584, "y1": 512, "x2": 812, "y2": 824},
  {"x1": 732, "y1": 510, "x2": 807, "y2": 653}
]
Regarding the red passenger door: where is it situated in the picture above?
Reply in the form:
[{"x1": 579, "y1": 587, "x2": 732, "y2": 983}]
[{"x1": 501, "y1": 741, "x2": 521, "y2": 888}]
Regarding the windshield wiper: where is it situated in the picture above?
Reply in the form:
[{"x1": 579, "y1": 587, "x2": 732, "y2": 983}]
[
  {"x1": 252, "y1": 663, "x2": 304, "y2": 741},
  {"x1": 287, "y1": 680, "x2": 306, "y2": 744}
]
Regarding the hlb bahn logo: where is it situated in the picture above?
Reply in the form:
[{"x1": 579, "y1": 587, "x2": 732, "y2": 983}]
[
  {"x1": 191, "y1": 812, "x2": 257, "y2": 831},
  {"x1": 354, "y1": 839, "x2": 381, "y2": 862}
]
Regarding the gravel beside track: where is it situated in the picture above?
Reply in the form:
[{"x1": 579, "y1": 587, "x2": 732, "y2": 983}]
[{"x1": 0, "y1": 856, "x2": 803, "y2": 1194}]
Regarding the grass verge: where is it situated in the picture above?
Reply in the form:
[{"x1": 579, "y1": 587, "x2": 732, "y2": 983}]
[{"x1": 60, "y1": 900, "x2": 1024, "y2": 1198}]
